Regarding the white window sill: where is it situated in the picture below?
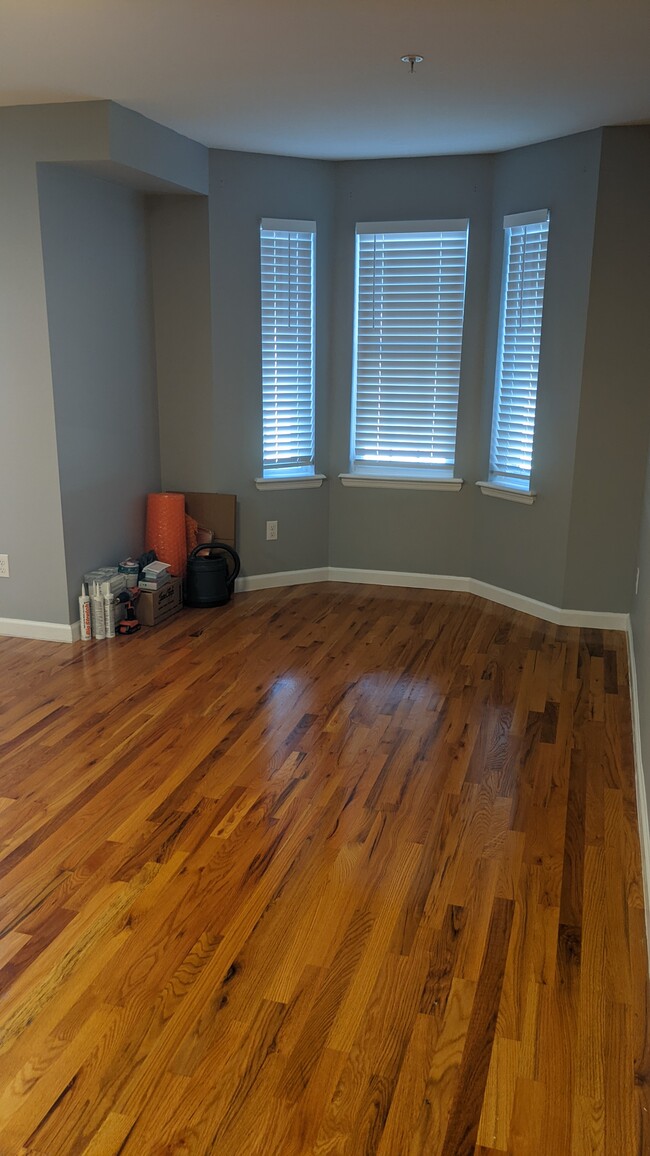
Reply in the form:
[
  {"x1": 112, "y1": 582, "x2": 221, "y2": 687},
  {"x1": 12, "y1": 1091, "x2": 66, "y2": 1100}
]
[
  {"x1": 476, "y1": 480, "x2": 536, "y2": 505},
  {"x1": 255, "y1": 474, "x2": 326, "y2": 491},
  {"x1": 339, "y1": 473, "x2": 463, "y2": 492}
]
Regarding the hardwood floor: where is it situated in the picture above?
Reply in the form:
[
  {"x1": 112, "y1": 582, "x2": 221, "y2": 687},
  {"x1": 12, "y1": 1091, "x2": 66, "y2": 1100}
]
[{"x1": 0, "y1": 582, "x2": 647, "y2": 1155}]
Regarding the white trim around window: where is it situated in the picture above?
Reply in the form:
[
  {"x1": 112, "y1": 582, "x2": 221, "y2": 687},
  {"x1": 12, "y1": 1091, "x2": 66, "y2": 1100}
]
[
  {"x1": 476, "y1": 480, "x2": 536, "y2": 504},
  {"x1": 339, "y1": 474, "x2": 463, "y2": 491},
  {"x1": 255, "y1": 474, "x2": 326, "y2": 490}
]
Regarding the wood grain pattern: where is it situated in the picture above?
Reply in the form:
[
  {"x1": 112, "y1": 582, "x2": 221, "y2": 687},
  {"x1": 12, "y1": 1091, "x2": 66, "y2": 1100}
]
[{"x1": 0, "y1": 582, "x2": 647, "y2": 1154}]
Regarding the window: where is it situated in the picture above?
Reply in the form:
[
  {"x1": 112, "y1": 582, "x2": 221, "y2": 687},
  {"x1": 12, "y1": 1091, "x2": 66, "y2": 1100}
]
[
  {"x1": 260, "y1": 219, "x2": 316, "y2": 478},
  {"x1": 349, "y1": 219, "x2": 469, "y2": 481},
  {"x1": 489, "y1": 209, "x2": 550, "y2": 492}
]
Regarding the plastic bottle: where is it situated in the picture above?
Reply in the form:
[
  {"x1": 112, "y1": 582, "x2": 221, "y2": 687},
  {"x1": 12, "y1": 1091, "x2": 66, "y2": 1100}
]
[
  {"x1": 104, "y1": 594, "x2": 116, "y2": 638},
  {"x1": 79, "y1": 583, "x2": 92, "y2": 641},
  {"x1": 91, "y1": 591, "x2": 106, "y2": 639}
]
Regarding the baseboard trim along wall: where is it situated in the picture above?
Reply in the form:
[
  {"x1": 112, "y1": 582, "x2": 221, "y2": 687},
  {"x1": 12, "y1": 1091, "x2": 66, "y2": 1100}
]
[
  {"x1": 0, "y1": 617, "x2": 79, "y2": 644},
  {"x1": 468, "y1": 578, "x2": 627, "y2": 631},
  {"x1": 235, "y1": 567, "x2": 330, "y2": 593},
  {"x1": 1, "y1": 568, "x2": 629, "y2": 642},
  {"x1": 236, "y1": 566, "x2": 629, "y2": 630},
  {"x1": 625, "y1": 622, "x2": 650, "y2": 975}
]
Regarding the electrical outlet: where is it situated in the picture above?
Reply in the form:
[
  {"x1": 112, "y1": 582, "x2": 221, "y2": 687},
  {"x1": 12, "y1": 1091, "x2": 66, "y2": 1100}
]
[
  {"x1": 0, "y1": 554, "x2": 9, "y2": 579},
  {"x1": 266, "y1": 520, "x2": 278, "y2": 541}
]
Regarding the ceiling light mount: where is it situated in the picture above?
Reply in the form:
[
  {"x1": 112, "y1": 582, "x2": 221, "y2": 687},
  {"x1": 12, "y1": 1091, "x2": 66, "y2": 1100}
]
[{"x1": 401, "y1": 54, "x2": 424, "y2": 75}]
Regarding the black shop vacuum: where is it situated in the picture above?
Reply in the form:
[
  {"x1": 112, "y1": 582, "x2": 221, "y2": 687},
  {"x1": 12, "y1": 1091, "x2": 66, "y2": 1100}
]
[{"x1": 184, "y1": 542, "x2": 241, "y2": 608}]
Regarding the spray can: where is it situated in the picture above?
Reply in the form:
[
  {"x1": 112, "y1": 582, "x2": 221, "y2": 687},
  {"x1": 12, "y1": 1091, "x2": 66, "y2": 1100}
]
[{"x1": 79, "y1": 583, "x2": 92, "y2": 641}]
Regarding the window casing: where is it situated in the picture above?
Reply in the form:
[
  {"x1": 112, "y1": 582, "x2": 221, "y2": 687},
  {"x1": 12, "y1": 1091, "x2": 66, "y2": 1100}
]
[
  {"x1": 260, "y1": 219, "x2": 316, "y2": 478},
  {"x1": 350, "y1": 219, "x2": 469, "y2": 479},
  {"x1": 489, "y1": 209, "x2": 550, "y2": 492}
]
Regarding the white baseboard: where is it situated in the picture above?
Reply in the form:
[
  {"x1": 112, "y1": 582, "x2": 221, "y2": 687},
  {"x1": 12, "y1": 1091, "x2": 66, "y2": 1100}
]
[
  {"x1": 235, "y1": 567, "x2": 330, "y2": 593},
  {"x1": 626, "y1": 622, "x2": 650, "y2": 975},
  {"x1": 328, "y1": 567, "x2": 471, "y2": 593},
  {"x1": 236, "y1": 566, "x2": 629, "y2": 631},
  {"x1": 2, "y1": 570, "x2": 631, "y2": 642},
  {"x1": 0, "y1": 617, "x2": 77, "y2": 644},
  {"x1": 469, "y1": 578, "x2": 628, "y2": 630}
]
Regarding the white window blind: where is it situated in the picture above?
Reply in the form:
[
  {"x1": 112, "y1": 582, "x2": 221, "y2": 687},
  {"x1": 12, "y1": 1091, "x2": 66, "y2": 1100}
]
[
  {"x1": 489, "y1": 209, "x2": 550, "y2": 490},
  {"x1": 260, "y1": 218, "x2": 316, "y2": 477},
  {"x1": 351, "y1": 219, "x2": 469, "y2": 477}
]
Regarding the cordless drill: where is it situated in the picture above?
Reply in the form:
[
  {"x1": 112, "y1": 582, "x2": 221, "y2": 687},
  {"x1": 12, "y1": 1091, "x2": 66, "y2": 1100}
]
[{"x1": 116, "y1": 589, "x2": 141, "y2": 635}]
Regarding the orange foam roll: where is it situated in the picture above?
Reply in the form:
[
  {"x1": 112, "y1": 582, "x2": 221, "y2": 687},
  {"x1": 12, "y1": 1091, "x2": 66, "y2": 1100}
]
[{"x1": 145, "y1": 492, "x2": 187, "y2": 577}]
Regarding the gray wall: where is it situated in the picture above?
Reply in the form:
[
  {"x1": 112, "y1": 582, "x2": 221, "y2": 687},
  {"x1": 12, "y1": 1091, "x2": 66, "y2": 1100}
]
[
  {"x1": 472, "y1": 130, "x2": 602, "y2": 607},
  {"x1": 0, "y1": 104, "x2": 110, "y2": 626},
  {"x1": 328, "y1": 153, "x2": 493, "y2": 579},
  {"x1": 564, "y1": 127, "x2": 650, "y2": 611},
  {"x1": 207, "y1": 149, "x2": 333, "y2": 575},
  {"x1": 3, "y1": 101, "x2": 650, "y2": 629},
  {"x1": 327, "y1": 136, "x2": 603, "y2": 608},
  {"x1": 625, "y1": 127, "x2": 650, "y2": 856},
  {"x1": 151, "y1": 130, "x2": 647, "y2": 613},
  {"x1": 0, "y1": 100, "x2": 207, "y2": 628},
  {"x1": 148, "y1": 195, "x2": 216, "y2": 491},
  {"x1": 632, "y1": 447, "x2": 650, "y2": 819},
  {"x1": 38, "y1": 164, "x2": 161, "y2": 619},
  {"x1": 106, "y1": 102, "x2": 208, "y2": 194}
]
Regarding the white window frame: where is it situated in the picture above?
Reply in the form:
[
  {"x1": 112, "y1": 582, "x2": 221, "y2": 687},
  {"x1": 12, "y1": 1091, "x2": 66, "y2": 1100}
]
[
  {"x1": 259, "y1": 218, "x2": 317, "y2": 483},
  {"x1": 484, "y1": 208, "x2": 550, "y2": 499},
  {"x1": 345, "y1": 219, "x2": 469, "y2": 489}
]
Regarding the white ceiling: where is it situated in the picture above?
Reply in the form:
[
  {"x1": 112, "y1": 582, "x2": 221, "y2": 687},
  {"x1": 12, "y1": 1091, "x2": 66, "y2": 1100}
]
[{"x1": 1, "y1": 0, "x2": 649, "y2": 160}]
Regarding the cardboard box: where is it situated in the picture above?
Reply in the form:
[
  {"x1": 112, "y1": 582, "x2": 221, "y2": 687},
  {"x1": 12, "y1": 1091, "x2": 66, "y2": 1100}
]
[
  {"x1": 138, "y1": 576, "x2": 183, "y2": 627},
  {"x1": 183, "y1": 492, "x2": 236, "y2": 548}
]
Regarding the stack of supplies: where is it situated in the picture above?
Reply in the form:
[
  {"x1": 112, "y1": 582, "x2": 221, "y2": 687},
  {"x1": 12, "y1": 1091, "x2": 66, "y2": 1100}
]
[
  {"x1": 83, "y1": 568, "x2": 128, "y2": 639},
  {"x1": 139, "y1": 560, "x2": 171, "y2": 592}
]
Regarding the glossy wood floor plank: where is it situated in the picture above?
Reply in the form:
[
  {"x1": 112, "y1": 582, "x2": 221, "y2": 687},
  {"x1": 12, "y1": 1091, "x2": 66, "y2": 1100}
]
[{"x1": 0, "y1": 583, "x2": 647, "y2": 1154}]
